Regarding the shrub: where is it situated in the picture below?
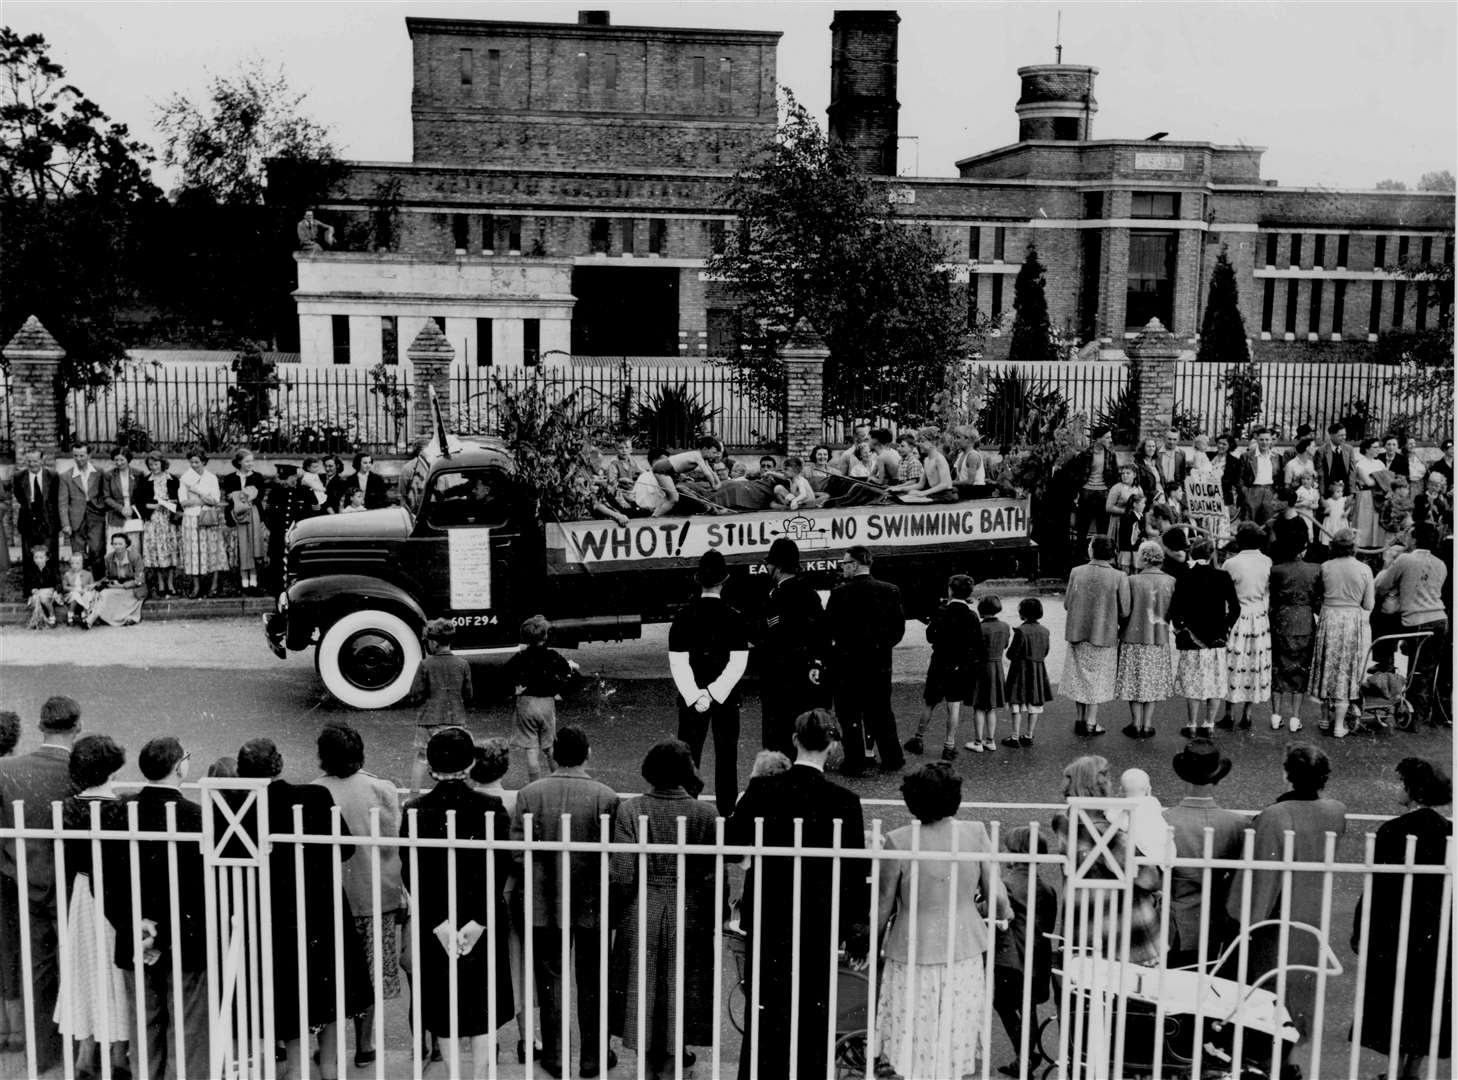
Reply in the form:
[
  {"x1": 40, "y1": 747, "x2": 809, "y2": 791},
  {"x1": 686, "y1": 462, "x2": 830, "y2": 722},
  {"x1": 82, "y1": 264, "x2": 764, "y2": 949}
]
[
  {"x1": 1219, "y1": 362, "x2": 1262, "y2": 437},
  {"x1": 976, "y1": 367, "x2": 1070, "y2": 448},
  {"x1": 633, "y1": 383, "x2": 720, "y2": 449}
]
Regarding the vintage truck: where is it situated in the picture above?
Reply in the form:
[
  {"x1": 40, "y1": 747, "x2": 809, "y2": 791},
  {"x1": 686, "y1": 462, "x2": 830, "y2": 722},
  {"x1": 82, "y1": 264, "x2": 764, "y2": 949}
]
[{"x1": 264, "y1": 435, "x2": 1037, "y2": 708}]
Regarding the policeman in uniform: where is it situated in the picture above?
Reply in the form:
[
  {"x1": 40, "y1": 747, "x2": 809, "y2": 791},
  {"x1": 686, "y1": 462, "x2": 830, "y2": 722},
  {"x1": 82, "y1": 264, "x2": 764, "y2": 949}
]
[{"x1": 757, "y1": 537, "x2": 830, "y2": 758}]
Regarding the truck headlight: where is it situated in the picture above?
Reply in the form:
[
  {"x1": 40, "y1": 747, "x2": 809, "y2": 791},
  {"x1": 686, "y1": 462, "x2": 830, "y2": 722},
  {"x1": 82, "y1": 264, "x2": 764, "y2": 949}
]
[{"x1": 277, "y1": 592, "x2": 289, "y2": 614}]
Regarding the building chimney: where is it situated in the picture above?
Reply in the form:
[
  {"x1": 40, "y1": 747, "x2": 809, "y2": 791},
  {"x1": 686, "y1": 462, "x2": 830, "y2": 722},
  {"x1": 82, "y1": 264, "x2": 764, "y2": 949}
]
[
  {"x1": 578, "y1": 11, "x2": 610, "y2": 25},
  {"x1": 827, "y1": 10, "x2": 900, "y2": 176},
  {"x1": 1016, "y1": 64, "x2": 1098, "y2": 142}
]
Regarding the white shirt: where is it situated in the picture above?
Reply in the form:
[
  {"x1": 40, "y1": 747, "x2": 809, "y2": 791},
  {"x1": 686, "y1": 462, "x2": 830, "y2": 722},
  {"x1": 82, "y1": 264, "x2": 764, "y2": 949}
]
[{"x1": 1252, "y1": 452, "x2": 1275, "y2": 485}]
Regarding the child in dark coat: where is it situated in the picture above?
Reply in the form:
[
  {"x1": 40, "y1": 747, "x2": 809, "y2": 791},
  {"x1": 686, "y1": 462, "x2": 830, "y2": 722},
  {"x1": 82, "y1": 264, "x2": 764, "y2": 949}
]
[
  {"x1": 410, "y1": 618, "x2": 473, "y2": 794},
  {"x1": 905, "y1": 574, "x2": 978, "y2": 762},
  {"x1": 1003, "y1": 597, "x2": 1054, "y2": 748}
]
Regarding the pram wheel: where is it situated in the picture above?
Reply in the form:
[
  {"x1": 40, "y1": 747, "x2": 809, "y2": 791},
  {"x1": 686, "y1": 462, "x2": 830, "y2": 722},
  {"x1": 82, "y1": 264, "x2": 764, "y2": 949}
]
[
  {"x1": 1393, "y1": 698, "x2": 1416, "y2": 731},
  {"x1": 834, "y1": 1032, "x2": 867, "y2": 1078}
]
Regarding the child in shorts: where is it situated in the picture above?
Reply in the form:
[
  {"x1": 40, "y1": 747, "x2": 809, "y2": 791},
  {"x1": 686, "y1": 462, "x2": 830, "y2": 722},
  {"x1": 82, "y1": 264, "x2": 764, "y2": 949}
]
[
  {"x1": 410, "y1": 618, "x2": 473, "y2": 795},
  {"x1": 1003, "y1": 597, "x2": 1053, "y2": 748},
  {"x1": 502, "y1": 615, "x2": 578, "y2": 782},
  {"x1": 905, "y1": 573, "x2": 977, "y2": 761}
]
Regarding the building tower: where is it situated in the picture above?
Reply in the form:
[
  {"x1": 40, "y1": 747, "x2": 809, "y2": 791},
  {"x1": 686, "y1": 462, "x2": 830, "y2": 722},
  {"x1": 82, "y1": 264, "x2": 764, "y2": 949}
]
[
  {"x1": 827, "y1": 10, "x2": 900, "y2": 175},
  {"x1": 1015, "y1": 64, "x2": 1098, "y2": 141}
]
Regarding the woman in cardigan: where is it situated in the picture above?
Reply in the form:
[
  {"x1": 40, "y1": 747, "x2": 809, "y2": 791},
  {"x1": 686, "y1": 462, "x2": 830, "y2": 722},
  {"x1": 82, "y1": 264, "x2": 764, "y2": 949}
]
[
  {"x1": 1268, "y1": 534, "x2": 1324, "y2": 733},
  {"x1": 874, "y1": 762, "x2": 1008, "y2": 1080},
  {"x1": 178, "y1": 448, "x2": 229, "y2": 597},
  {"x1": 87, "y1": 533, "x2": 146, "y2": 627},
  {"x1": 1062, "y1": 535, "x2": 1131, "y2": 738},
  {"x1": 138, "y1": 451, "x2": 180, "y2": 597},
  {"x1": 221, "y1": 449, "x2": 270, "y2": 595},
  {"x1": 1219, "y1": 523, "x2": 1273, "y2": 730},
  {"x1": 1311, "y1": 528, "x2": 1375, "y2": 737},
  {"x1": 1169, "y1": 537, "x2": 1241, "y2": 738},
  {"x1": 1113, "y1": 541, "x2": 1177, "y2": 738}
]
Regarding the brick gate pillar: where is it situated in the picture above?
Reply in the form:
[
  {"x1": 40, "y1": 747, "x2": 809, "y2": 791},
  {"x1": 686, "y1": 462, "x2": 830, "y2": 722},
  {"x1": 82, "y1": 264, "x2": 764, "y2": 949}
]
[
  {"x1": 1, "y1": 315, "x2": 67, "y2": 458},
  {"x1": 779, "y1": 319, "x2": 828, "y2": 458},
  {"x1": 406, "y1": 318, "x2": 455, "y2": 440},
  {"x1": 1125, "y1": 317, "x2": 1181, "y2": 446}
]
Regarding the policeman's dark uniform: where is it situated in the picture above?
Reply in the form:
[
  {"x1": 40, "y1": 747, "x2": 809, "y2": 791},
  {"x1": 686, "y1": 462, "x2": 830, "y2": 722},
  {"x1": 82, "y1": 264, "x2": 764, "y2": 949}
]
[
  {"x1": 758, "y1": 538, "x2": 830, "y2": 759},
  {"x1": 826, "y1": 556, "x2": 906, "y2": 774}
]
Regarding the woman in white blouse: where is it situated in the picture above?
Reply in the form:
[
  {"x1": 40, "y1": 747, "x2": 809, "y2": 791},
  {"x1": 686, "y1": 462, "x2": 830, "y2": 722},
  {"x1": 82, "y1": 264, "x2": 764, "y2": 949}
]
[{"x1": 178, "y1": 449, "x2": 230, "y2": 597}]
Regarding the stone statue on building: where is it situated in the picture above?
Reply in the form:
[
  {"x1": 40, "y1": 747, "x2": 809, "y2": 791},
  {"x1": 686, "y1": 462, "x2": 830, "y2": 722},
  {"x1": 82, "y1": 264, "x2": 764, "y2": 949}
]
[{"x1": 296, "y1": 210, "x2": 335, "y2": 252}]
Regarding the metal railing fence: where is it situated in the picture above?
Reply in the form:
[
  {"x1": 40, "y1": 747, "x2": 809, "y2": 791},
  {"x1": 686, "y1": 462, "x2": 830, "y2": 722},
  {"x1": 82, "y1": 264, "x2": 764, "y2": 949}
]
[{"x1": 0, "y1": 791, "x2": 1450, "y2": 1080}]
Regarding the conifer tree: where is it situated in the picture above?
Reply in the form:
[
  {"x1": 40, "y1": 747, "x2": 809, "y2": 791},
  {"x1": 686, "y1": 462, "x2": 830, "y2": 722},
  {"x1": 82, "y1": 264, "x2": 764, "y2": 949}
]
[
  {"x1": 1007, "y1": 244, "x2": 1059, "y2": 364},
  {"x1": 1196, "y1": 245, "x2": 1250, "y2": 363}
]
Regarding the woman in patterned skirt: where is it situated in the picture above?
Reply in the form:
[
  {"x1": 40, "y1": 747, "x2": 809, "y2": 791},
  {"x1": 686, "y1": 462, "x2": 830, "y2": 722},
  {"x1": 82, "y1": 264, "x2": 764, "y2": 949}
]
[
  {"x1": 1220, "y1": 523, "x2": 1273, "y2": 729},
  {"x1": 221, "y1": 449, "x2": 270, "y2": 595},
  {"x1": 1168, "y1": 537, "x2": 1241, "y2": 738},
  {"x1": 178, "y1": 448, "x2": 230, "y2": 597},
  {"x1": 1114, "y1": 541, "x2": 1176, "y2": 738},
  {"x1": 138, "y1": 451, "x2": 180, "y2": 596},
  {"x1": 1311, "y1": 529, "x2": 1375, "y2": 738}
]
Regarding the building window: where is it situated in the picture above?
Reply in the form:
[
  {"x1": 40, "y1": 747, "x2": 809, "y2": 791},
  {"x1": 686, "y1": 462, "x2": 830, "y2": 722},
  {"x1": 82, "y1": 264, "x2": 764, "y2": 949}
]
[
  {"x1": 1053, "y1": 116, "x2": 1081, "y2": 140},
  {"x1": 990, "y1": 275, "x2": 1004, "y2": 321},
  {"x1": 1332, "y1": 281, "x2": 1346, "y2": 336},
  {"x1": 1445, "y1": 236, "x2": 1454, "y2": 265},
  {"x1": 993, "y1": 227, "x2": 1006, "y2": 262},
  {"x1": 968, "y1": 278, "x2": 981, "y2": 325},
  {"x1": 1398, "y1": 235, "x2": 1410, "y2": 266},
  {"x1": 1421, "y1": 236, "x2": 1433, "y2": 265},
  {"x1": 452, "y1": 214, "x2": 469, "y2": 253},
  {"x1": 487, "y1": 49, "x2": 502, "y2": 93},
  {"x1": 1125, "y1": 230, "x2": 1176, "y2": 328},
  {"x1": 605, "y1": 53, "x2": 618, "y2": 91},
  {"x1": 482, "y1": 214, "x2": 497, "y2": 252},
  {"x1": 523, "y1": 319, "x2": 540, "y2": 366},
  {"x1": 1337, "y1": 233, "x2": 1350, "y2": 268},
  {"x1": 331, "y1": 315, "x2": 350, "y2": 365},
  {"x1": 1284, "y1": 280, "x2": 1299, "y2": 335},
  {"x1": 707, "y1": 308, "x2": 738, "y2": 353},
  {"x1": 1369, "y1": 281, "x2": 1384, "y2": 335},
  {"x1": 709, "y1": 219, "x2": 726, "y2": 255},
  {"x1": 620, "y1": 218, "x2": 635, "y2": 254},
  {"x1": 1374, "y1": 235, "x2": 1387, "y2": 269},
  {"x1": 590, "y1": 218, "x2": 611, "y2": 254},
  {"x1": 476, "y1": 318, "x2": 493, "y2": 367},
  {"x1": 576, "y1": 52, "x2": 589, "y2": 91},
  {"x1": 1261, "y1": 279, "x2": 1276, "y2": 333},
  {"x1": 1265, "y1": 233, "x2": 1279, "y2": 267},
  {"x1": 1289, "y1": 233, "x2": 1302, "y2": 268},
  {"x1": 968, "y1": 226, "x2": 981, "y2": 260},
  {"x1": 508, "y1": 217, "x2": 522, "y2": 252},
  {"x1": 460, "y1": 48, "x2": 473, "y2": 86},
  {"x1": 648, "y1": 219, "x2": 666, "y2": 255},
  {"x1": 1083, "y1": 192, "x2": 1104, "y2": 219},
  {"x1": 1392, "y1": 282, "x2": 1407, "y2": 329},
  {"x1": 692, "y1": 56, "x2": 705, "y2": 90},
  {"x1": 1312, "y1": 234, "x2": 1326, "y2": 269},
  {"x1": 1130, "y1": 192, "x2": 1178, "y2": 219},
  {"x1": 1308, "y1": 280, "x2": 1323, "y2": 335},
  {"x1": 719, "y1": 57, "x2": 733, "y2": 95},
  {"x1": 380, "y1": 317, "x2": 398, "y2": 366},
  {"x1": 1416, "y1": 284, "x2": 1429, "y2": 331}
]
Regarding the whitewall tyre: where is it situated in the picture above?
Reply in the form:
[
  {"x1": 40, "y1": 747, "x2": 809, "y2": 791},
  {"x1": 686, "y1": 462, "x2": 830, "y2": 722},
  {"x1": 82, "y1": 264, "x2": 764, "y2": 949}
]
[{"x1": 316, "y1": 609, "x2": 423, "y2": 710}]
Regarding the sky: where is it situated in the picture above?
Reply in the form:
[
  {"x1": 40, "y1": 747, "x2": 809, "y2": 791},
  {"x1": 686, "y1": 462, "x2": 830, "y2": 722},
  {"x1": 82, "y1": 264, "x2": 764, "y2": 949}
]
[{"x1": 6, "y1": 0, "x2": 1456, "y2": 190}]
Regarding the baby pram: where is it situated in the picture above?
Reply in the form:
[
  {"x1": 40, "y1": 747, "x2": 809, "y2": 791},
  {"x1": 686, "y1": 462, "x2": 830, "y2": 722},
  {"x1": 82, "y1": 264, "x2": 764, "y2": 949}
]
[
  {"x1": 1357, "y1": 629, "x2": 1439, "y2": 733},
  {"x1": 1035, "y1": 922, "x2": 1338, "y2": 1080}
]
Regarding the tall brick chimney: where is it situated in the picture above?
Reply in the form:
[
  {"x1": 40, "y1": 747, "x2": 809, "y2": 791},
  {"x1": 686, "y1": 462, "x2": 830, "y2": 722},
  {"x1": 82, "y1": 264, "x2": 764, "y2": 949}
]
[
  {"x1": 1016, "y1": 64, "x2": 1098, "y2": 142},
  {"x1": 578, "y1": 10, "x2": 610, "y2": 25},
  {"x1": 827, "y1": 11, "x2": 900, "y2": 176}
]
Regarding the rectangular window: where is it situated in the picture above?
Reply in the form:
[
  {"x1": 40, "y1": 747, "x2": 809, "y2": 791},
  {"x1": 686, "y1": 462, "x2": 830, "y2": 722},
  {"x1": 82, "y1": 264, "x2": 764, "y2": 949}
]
[
  {"x1": 482, "y1": 214, "x2": 497, "y2": 252},
  {"x1": 1398, "y1": 235, "x2": 1410, "y2": 266},
  {"x1": 1308, "y1": 280, "x2": 1323, "y2": 334},
  {"x1": 1393, "y1": 281, "x2": 1407, "y2": 328},
  {"x1": 605, "y1": 53, "x2": 618, "y2": 91},
  {"x1": 331, "y1": 315, "x2": 351, "y2": 365},
  {"x1": 1125, "y1": 230, "x2": 1176, "y2": 328},
  {"x1": 990, "y1": 275, "x2": 1004, "y2": 321},
  {"x1": 1261, "y1": 279, "x2": 1276, "y2": 333},
  {"x1": 590, "y1": 218, "x2": 611, "y2": 254},
  {"x1": 508, "y1": 217, "x2": 522, "y2": 252},
  {"x1": 1284, "y1": 279, "x2": 1299, "y2": 334},
  {"x1": 452, "y1": 214, "x2": 469, "y2": 253},
  {"x1": 648, "y1": 218, "x2": 666, "y2": 255},
  {"x1": 523, "y1": 319, "x2": 540, "y2": 366},
  {"x1": 460, "y1": 48, "x2": 473, "y2": 86},
  {"x1": 993, "y1": 227, "x2": 1006, "y2": 262},
  {"x1": 1130, "y1": 192, "x2": 1178, "y2": 218},
  {"x1": 969, "y1": 277, "x2": 981, "y2": 325},
  {"x1": 1416, "y1": 283, "x2": 1429, "y2": 331},
  {"x1": 575, "y1": 52, "x2": 589, "y2": 91},
  {"x1": 1445, "y1": 236, "x2": 1454, "y2": 265},
  {"x1": 1374, "y1": 235, "x2": 1387, "y2": 269},
  {"x1": 692, "y1": 56, "x2": 705, "y2": 89},
  {"x1": 1421, "y1": 236, "x2": 1433, "y2": 265},
  {"x1": 707, "y1": 308, "x2": 738, "y2": 354},
  {"x1": 1083, "y1": 192, "x2": 1104, "y2": 219},
  {"x1": 380, "y1": 317, "x2": 398, "y2": 366},
  {"x1": 709, "y1": 219, "x2": 726, "y2": 255},
  {"x1": 1312, "y1": 234, "x2": 1326, "y2": 269},
  {"x1": 719, "y1": 57, "x2": 733, "y2": 95},
  {"x1": 968, "y1": 225, "x2": 981, "y2": 260},
  {"x1": 1265, "y1": 232, "x2": 1279, "y2": 267},
  {"x1": 1332, "y1": 281, "x2": 1346, "y2": 336},
  {"x1": 1369, "y1": 281, "x2": 1384, "y2": 335},
  {"x1": 620, "y1": 218, "x2": 635, "y2": 254},
  {"x1": 476, "y1": 318, "x2": 493, "y2": 367},
  {"x1": 1337, "y1": 233, "x2": 1350, "y2": 268},
  {"x1": 1289, "y1": 233, "x2": 1302, "y2": 268},
  {"x1": 487, "y1": 49, "x2": 502, "y2": 93}
]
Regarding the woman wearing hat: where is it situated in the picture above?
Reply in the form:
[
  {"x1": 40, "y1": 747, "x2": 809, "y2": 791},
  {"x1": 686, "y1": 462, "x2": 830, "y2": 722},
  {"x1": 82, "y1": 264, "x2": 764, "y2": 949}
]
[
  {"x1": 1113, "y1": 541, "x2": 1176, "y2": 738},
  {"x1": 1164, "y1": 740, "x2": 1244, "y2": 968},
  {"x1": 1351, "y1": 757, "x2": 1453, "y2": 1079},
  {"x1": 1168, "y1": 537, "x2": 1241, "y2": 738},
  {"x1": 1310, "y1": 528, "x2": 1375, "y2": 737}
]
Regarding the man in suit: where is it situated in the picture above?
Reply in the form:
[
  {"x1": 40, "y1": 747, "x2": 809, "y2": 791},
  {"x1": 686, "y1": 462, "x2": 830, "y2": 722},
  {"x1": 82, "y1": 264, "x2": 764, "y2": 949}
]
[
  {"x1": 668, "y1": 550, "x2": 750, "y2": 816},
  {"x1": 11, "y1": 448, "x2": 60, "y2": 562},
  {"x1": 1157, "y1": 427, "x2": 1189, "y2": 489},
  {"x1": 104, "y1": 737, "x2": 210, "y2": 1080},
  {"x1": 757, "y1": 538, "x2": 831, "y2": 760},
  {"x1": 0, "y1": 696, "x2": 83, "y2": 1071},
  {"x1": 826, "y1": 545, "x2": 906, "y2": 775},
  {"x1": 510, "y1": 727, "x2": 620, "y2": 1079},
  {"x1": 1315, "y1": 421, "x2": 1358, "y2": 498},
  {"x1": 1163, "y1": 739, "x2": 1245, "y2": 968},
  {"x1": 728, "y1": 709, "x2": 868, "y2": 1080},
  {"x1": 58, "y1": 443, "x2": 107, "y2": 571},
  {"x1": 1238, "y1": 427, "x2": 1285, "y2": 524}
]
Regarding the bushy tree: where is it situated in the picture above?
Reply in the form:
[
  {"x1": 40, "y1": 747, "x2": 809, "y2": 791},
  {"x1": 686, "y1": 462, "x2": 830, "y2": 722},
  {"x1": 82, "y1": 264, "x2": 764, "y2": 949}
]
[
  {"x1": 1196, "y1": 245, "x2": 1250, "y2": 364},
  {"x1": 1417, "y1": 171, "x2": 1455, "y2": 192},
  {"x1": 707, "y1": 92, "x2": 971, "y2": 421},
  {"x1": 1379, "y1": 257, "x2": 1454, "y2": 439},
  {"x1": 1007, "y1": 245, "x2": 1059, "y2": 364},
  {"x1": 1375, "y1": 179, "x2": 1409, "y2": 192}
]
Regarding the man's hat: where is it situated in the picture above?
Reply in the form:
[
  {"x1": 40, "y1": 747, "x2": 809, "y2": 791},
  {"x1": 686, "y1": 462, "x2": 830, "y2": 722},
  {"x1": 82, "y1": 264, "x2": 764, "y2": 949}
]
[
  {"x1": 765, "y1": 537, "x2": 800, "y2": 572},
  {"x1": 426, "y1": 727, "x2": 477, "y2": 774},
  {"x1": 696, "y1": 549, "x2": 729, "y2": 587},
  {"x1": 1172, "y1": 738, "x2": 1232, "y2": 786}
]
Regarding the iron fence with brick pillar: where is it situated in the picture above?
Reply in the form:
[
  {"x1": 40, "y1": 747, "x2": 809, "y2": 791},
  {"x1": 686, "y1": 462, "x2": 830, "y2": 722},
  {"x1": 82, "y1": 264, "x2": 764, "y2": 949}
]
[
  {"x1": 780, "y1": 320, "x2": 828, "y2": 459},
  {"x1": 406, "y1": 319, "x2": 455, "y2": 441},
  {"x1": 1127, "y1": 318, "x2": 1181, "y2": 446}
]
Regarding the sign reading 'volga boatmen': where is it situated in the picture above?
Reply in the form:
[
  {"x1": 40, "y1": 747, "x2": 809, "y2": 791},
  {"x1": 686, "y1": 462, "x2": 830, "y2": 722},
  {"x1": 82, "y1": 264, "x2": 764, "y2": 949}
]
[{"x1": 547, "y1": 499, "x2": 1030, "y2": 567}]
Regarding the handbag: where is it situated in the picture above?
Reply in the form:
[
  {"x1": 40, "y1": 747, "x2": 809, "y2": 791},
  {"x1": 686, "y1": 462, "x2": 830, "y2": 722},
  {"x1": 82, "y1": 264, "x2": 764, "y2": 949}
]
[{"x1": 198, "y1": 505, "x2": 225, "y2": 529}]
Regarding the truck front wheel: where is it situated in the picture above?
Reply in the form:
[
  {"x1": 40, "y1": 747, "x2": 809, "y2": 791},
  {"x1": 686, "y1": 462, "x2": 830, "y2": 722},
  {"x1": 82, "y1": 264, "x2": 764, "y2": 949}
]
[{"x1": 316, "y1": 609, "x2": 422, "y2": 710}]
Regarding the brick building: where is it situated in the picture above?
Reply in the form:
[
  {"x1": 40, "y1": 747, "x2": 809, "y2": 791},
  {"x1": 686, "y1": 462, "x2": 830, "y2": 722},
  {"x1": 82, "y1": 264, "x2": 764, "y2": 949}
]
[{"x1": 288, "y1": 9, "x2": 1454, "y2": 367}]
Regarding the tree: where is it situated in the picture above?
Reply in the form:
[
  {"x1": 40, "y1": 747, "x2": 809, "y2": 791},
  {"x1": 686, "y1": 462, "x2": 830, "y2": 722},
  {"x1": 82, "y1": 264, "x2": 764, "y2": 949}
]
[
  {"x1": 1196, "y1": 245, "x2": 1250, "y2": 364},
  {"x1": 1007, "y1": 245, "x2": 1058, "y2": 364},
  {"x1": 1418, "y1": 170, "x2": 1456, "y2": 192},
  {"x1": 1375, "y1": 179, "x2": 1409, "y2": 191},
  {"x1": 1378, "y1": 257, "x2": 1454, "y2": 438},
  {"x1": 707, "y1": 92, "x2": 971, "y2": 422},
  {"x1": 156, "y1": 58, "x2": 340, "y2": 206}
]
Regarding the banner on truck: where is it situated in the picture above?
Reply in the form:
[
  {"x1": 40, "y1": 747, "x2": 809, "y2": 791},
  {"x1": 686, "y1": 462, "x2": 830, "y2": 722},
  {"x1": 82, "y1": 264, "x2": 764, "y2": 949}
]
[{"x1": 548, "y1": 499, "x2": 1030, "y2": 567}]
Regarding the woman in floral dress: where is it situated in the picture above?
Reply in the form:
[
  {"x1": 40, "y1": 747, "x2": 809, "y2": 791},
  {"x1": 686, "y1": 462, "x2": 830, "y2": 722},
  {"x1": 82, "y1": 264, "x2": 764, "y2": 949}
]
[
  {"x1": 138, "y1": 451, "x2": 180, "y2": 596},
  {"x1": 178, "y1": 449, "x2": 230, "y2": 597}
]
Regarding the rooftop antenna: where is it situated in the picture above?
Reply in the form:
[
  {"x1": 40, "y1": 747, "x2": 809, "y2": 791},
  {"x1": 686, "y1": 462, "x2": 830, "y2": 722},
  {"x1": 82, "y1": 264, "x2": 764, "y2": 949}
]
[{"x1": 1055, "y1": 10, "x2": 1063, "y2": 64}]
